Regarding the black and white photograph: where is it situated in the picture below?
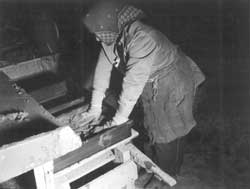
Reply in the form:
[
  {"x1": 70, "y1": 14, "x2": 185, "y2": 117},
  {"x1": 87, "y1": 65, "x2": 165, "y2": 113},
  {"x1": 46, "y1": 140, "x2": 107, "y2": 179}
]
[{"x1": 0, "y1": 0, "x2": 249, "y2": 188}]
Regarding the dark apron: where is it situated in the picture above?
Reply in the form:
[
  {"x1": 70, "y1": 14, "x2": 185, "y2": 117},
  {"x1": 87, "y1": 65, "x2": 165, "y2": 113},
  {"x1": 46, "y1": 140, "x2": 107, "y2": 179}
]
[{"x1": 141, "y1": 51, "x2": 205, "y2": 144}]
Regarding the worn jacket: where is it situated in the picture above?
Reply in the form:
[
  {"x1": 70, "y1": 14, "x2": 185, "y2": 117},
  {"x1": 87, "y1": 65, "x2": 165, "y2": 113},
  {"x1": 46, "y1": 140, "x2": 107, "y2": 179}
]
[{"x1": 92, "y1": 20, "x2": 205, "y2": 124}]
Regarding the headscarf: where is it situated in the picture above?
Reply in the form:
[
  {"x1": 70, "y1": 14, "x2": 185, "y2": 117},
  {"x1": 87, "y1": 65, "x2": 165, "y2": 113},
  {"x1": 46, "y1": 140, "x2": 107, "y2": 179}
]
[
  {"x1": 83, "y1": 0, "x2": 144, "y2": 45},
  {"x1": 118, "y1": 5, "x2": 144, "y2": 32}
]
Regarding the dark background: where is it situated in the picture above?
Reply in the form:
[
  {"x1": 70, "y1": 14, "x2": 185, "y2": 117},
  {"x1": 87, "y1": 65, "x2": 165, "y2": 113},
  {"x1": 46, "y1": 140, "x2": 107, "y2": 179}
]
[{"x1": 0, "y1": 0, "x2": 250, "y2": 188}]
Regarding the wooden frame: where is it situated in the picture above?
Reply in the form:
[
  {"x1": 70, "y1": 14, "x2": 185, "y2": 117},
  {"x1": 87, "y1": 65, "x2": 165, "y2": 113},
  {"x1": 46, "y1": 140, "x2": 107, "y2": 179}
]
[
  {"x1": 0, "y1": 126, "x2": 81, "y2": 183},
  {"x1": 0, "y1": 54, "x2": 59, "y2": 81},
  {"x1": 54, "y1": 130, "x2": 139, "y2": 189}
]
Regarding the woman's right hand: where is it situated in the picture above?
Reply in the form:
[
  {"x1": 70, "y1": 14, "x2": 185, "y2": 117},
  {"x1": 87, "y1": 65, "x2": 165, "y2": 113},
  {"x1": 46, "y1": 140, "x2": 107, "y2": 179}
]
[
  {"x1": 70, "y1": 107, "x2": 103, "y2": 129},
  {"x1": 79, "y1": 108, "x2": 103, "y2": 127}
]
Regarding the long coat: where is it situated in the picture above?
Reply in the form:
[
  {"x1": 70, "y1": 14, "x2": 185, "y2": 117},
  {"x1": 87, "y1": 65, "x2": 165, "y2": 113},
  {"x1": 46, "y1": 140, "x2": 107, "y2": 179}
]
[{"x1": 93, "y1": 20, "x2": 205, "y2": 143}]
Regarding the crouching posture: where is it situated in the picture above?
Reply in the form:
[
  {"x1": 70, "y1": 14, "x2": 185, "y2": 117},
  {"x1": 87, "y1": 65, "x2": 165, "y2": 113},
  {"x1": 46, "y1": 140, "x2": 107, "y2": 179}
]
[{"x1": 81, "y1": 0, "x2": 205, "y2": 176}]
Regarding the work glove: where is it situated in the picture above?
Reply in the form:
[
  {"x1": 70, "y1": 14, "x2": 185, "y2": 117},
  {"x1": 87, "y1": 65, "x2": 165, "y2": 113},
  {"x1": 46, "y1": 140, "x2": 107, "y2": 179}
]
[
  {"x1": 79, "y1": 106, "x2": 103, "y2": 126},
  {"x1": 92, "y1": 114, "x2": 128, "y2": 133}
]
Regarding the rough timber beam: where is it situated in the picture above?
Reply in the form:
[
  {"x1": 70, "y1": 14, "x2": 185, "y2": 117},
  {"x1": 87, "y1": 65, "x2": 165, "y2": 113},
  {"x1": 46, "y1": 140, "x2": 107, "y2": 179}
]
[
  {"x1": 0, "y1": 54, "x2": 59, "y2": 81},
  {"x1": 0, "y1": 126, "x2": 81, "y2": 183},
  {"x1": 0, "y1": 71, "x2": 81, "y2": 183}
]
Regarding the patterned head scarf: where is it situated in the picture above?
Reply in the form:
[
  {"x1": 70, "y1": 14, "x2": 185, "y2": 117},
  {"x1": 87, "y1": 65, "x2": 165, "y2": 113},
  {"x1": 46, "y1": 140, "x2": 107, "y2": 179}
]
[
  {"x1": 118, "y1": 5, "x2": 144, "y2": 32},
  {"x1": 83, "y1": 0, "x2": 144, "y2": 45}
]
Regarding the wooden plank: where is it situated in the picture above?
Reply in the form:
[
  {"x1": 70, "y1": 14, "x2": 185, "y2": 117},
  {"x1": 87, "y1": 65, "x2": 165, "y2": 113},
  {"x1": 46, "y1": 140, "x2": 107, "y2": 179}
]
[
  {"x1": 55, "y1": 151, "x2": 115, "y2": 185},
  {"x1": 0, "y1": 126, "x2": 81, "y2": 183},
  {"x1": 54, "y1": 126, "x2": 136, "y2": 173},
  {"x1": 79, "y1": 161, "x2": 138, "y2": 189},
  {"x1": 0, "y1": 54, "x2": 59, "y2": 81},
  {"x1": 30, "y1": 81, "x2": 67, "y2": 104},
  {"x1": 34, "y1": 161, "x2": 55, "y2": 189},
  {"x1": 55, "y1": 130, "x2": 137, "y2": 186},
  {"x1": 128, "y1": 143, "x2": 177, "y2": 187},
  {"x1": 48, "y1": 97, "x2": 85, "y2": 114},
  {"x1": 114, "y1": 145, "x2": 131, "y2": 163}
]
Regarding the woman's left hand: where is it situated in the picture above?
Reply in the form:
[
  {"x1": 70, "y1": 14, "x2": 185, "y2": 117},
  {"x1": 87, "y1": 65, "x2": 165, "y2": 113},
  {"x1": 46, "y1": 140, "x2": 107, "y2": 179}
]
[{"x1": 92, "y1": 117, "x2": 129, "y2": 134}]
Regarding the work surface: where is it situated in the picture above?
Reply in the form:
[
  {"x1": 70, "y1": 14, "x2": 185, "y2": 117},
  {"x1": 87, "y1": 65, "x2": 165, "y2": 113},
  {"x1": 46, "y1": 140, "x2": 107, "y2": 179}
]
[
  {"x1": 0, "y1": 71, "x2": 82, "y2": 182},
  {"x1": 0, "y1": 71, "x2": 132, "y2": 184}
]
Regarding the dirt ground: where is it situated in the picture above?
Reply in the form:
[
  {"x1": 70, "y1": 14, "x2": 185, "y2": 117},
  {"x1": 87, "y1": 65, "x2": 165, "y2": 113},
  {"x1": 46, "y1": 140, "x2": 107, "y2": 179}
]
[
  {"x1": 139, "y1": 114, "x2": 250, "y2": 189},
  {"x1": 167, "y1": 90, "x2": 250, "y2": 189}
]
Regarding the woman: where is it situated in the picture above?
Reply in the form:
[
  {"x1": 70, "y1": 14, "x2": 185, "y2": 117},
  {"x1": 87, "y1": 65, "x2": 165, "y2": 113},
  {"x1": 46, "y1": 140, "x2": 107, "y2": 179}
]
[{"x1": 81, "y1": 0, "x2": 205, "y2": 177}]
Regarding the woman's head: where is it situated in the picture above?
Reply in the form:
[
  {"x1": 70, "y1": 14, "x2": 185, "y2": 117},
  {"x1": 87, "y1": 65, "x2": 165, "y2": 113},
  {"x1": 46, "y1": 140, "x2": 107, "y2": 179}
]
[{"x1": 82, "y1": 0, "x2": 144, "y2": 45}]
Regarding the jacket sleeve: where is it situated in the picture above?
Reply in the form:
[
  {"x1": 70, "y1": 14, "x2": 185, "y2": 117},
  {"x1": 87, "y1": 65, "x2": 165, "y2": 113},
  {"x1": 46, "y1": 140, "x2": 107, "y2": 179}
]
[
  {"x1": 91, "y1": 47, "x2": 113, "y2": 109},
  {"x1": 114, "y1": 32, "x2": 157, "y2": 121}
]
